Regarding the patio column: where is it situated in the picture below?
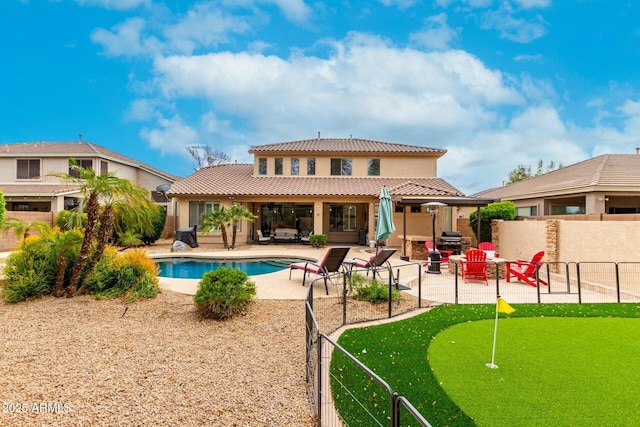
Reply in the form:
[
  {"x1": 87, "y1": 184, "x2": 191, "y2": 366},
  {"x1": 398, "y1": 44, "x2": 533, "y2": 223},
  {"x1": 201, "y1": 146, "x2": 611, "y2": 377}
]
[{"x1": 313, "y1": 201, "x2": 323, "y2": 234}]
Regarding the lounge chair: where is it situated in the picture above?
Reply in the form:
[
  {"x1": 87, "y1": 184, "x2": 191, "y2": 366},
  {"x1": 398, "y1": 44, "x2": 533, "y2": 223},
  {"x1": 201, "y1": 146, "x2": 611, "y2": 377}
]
[
  {"x1": 288, "y1": 246, "x2": 351, "y2": 294},
  {"x1": 256, "y1": 230, "x2": 271, "y2": 244},
  {"x1": 460, "y1": 249, "x2": 488, "y2": 285},
  {"x1": 506, "y1": 251, "x2": 547, "y2": 287},
  {"x1": 349, "y1": 247, "x2": 396, "y2": 277}
]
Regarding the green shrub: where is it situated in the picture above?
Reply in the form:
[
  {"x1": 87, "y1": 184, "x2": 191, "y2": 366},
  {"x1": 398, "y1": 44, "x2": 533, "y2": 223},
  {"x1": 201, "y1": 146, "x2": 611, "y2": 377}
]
[
  {"x1": 309, "y1": 233, "x2": 327, "y2": 248},
  {"x1": 2, "y1": 236, "x2": 57, "y2": 303},
  {"x1": 55, "y1": 209, "x2": 87, "y2": 231},
  {"x1": 349, "y1": 273, "x2": 402, "y2": 304},
  {"x1": 469, "y1": 201, "x2": 516, "y2": 243},
  {"x1": 85, "y1": 249, "x2": 159, "y2": 303},
  {"x1": 194, "y1": 267, "x2": 256, "y2": 319},
  {"x1": 141, "y1": 205, "x2": 167, "y2": 245},
  {"x1": 0, "y1": 189, "x2": 5, "y2": 228}
]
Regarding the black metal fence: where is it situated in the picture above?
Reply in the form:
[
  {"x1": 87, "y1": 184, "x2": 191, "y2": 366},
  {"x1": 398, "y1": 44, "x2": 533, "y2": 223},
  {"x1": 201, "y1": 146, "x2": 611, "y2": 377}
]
[{"x1": 304, "y1": 260, "x2": 640, "y2": 426}]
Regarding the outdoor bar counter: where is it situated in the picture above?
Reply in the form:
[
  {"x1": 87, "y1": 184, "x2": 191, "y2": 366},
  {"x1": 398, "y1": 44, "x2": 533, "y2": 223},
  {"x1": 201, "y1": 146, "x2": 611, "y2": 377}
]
[{"x1": 399, "y1": 235, "x2": 432, "y2": 260}]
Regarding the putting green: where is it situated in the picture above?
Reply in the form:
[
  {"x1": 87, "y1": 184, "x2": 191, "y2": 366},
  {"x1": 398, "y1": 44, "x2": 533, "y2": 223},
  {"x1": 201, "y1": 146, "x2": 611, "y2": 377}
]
[{"x1": 428, "y1": 317, "x2": 640, "y2": 426}]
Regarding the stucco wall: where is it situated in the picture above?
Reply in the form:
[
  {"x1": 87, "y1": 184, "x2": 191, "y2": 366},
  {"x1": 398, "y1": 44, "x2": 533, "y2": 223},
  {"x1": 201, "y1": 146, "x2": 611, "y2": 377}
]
[{"x1": 0, "y1": 211, "x2": 55, "y2": 252}]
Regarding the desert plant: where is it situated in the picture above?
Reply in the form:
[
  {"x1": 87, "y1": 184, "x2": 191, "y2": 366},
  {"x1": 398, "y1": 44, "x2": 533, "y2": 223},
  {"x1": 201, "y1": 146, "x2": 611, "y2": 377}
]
[
  {"x1": 349, "y1": 273, "x2": 402, "y2": 304},
  {"x1": 1, "y1": 235, "x2": 57, "y2": 302},
  {"x1": 193, "y1": 267, "x2": 256, "y2": 319},
  {"x1": 85, "y1": 248, "x2": 159, "y2": 303},
  {"x1": 309, "y1": 233, "x2": 327, "y2": 248},
  {"x1": 55, "y1": 208, "x2": 87, "y2": 231},
  {"x1": 226, "y1": 204, "x2": 255, "y2": 249},
  {"x1": 201, "y1": 206, "x2": 230, "y2": 249}
]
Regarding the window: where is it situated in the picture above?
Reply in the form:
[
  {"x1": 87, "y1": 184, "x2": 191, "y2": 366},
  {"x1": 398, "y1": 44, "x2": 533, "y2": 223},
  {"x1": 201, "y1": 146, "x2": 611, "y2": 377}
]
[
  {"x1": 329, "y1": 204, "x2": 356, "y2": 232},
  {"x1": 516, "y1": 206, "x2": 538, "y2": 216},
  {"x1": 100, "y1": 160, "x2": 108, "y2": 175},
  {"x1": 307, "y1": 158, "x2": 316, "y2": 175},
  {"x1": 258, "y1": 158, "x2": 267, "y2": 175},
  {"x1": 189, "y1": 201, "x2": 219, "y2": 230},
  {"x1": 69, "y1": 158, "x2": 93, "y2": 177},
  {"x1": 16, "y1": 159, "x2": 40, "y2": 179},
  {"x1": 330, "y1": 158, "x2": 352, "y2": 176},
  {"x1": 368, "y1": 159, "x2": 380, "y2": 176},
  {"x1": 551, "y1": 205, "x2": 584, "y2": 215},
  {"x1": 275, "y1": 158, "x2": 283, "y2": 175},
  {"x1": 291, "y1": 158, "x2": 299, "y2": 175}
]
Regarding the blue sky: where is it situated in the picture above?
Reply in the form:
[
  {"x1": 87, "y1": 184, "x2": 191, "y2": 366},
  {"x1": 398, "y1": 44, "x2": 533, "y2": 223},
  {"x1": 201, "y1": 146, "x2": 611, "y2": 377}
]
[{"x1": 2, "y1": 0, "x2": 640, "y2": 194}]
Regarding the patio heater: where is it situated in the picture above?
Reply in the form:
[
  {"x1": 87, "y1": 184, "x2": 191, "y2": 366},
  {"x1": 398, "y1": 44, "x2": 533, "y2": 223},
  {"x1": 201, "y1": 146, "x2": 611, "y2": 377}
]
[{"x1": 424, "y1": 202, "x2": 447, "y2": 274}]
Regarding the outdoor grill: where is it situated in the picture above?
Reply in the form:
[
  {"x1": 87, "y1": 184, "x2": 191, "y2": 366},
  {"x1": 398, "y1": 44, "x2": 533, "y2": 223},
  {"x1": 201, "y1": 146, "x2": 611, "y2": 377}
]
[{"x1": 438, "y1": 231, "x2": 462, "y2": 254}]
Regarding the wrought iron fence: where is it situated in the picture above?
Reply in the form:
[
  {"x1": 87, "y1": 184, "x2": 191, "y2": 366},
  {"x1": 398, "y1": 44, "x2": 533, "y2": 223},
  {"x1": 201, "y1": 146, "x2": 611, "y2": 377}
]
[{"x1": 304, "y1": 260, "x2": 640, "y2": 426}]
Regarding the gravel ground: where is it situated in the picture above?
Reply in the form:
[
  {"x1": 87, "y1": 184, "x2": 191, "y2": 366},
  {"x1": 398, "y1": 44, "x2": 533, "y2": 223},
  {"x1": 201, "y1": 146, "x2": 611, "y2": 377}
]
[{"x1": 0, "y1": 291, "x2": 313, "y2": 426}]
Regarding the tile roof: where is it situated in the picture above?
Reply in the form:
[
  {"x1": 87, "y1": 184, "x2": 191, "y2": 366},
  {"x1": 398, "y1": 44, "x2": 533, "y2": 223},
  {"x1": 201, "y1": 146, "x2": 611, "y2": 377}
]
[
  {"x1": 0, "y1": 184, "x2": 82, "y2": 197},
  {"x1": 473, "y1": 154, "x2": 640, "y2": 199},
  {"x1": 248, "y1": 137, "x2": 446, "y2": 156},
  {"x1": 0, "y1": 141, "x2": 180, "y2": 182},
  {"x1": 169, "y1": 164, "x2": 464, "y2": 197}
]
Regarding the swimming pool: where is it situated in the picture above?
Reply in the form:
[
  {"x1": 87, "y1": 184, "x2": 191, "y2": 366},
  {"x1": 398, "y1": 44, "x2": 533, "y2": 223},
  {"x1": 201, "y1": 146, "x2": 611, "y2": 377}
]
[{"x1": 155, "y1": 256, "x2": 301, "y2": 279}]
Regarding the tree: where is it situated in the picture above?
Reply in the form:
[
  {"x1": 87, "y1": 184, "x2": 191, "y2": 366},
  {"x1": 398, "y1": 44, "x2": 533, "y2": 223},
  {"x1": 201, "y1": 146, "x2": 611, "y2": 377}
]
[
  {"x1": 50, "y1": 159, "x2": 157, "y2": 296},
  {"x1": 201, "y1": 206, "x2": 230, "y2": 249},
  {"x1": 1, "y1": 217, "x2": 50, "y2": 243},
  {"x1": 186, "y1": 145, "x2": 231, "y2": 171},
  {"x1": 0, "y1": 189, "x2": 5, "y2": 227},
  {"x1": 38, "y1": 227, "x2": 83, "y2": 297},
  {"x1": 469, "y1": 201, "x2": 516, "y2": 243},
  {"x1": 226, "y1": 205, "x2": 255, "y2": 249},
  {"x1": 506, "y1": 159, "x2": 563, "y2": 184}
]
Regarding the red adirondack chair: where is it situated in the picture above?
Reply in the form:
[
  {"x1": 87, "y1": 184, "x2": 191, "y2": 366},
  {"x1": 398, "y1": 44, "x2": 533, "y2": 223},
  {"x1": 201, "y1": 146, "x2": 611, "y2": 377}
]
[
  {"x1": 506, "y1": 251, "x2": 547, "y2": 287},
  {"x1": 478, "y1": 242, "x2": 498, "y2": 257},
  {"x1": 460, "y1": 249, "x2": 488, "y2": 285}
]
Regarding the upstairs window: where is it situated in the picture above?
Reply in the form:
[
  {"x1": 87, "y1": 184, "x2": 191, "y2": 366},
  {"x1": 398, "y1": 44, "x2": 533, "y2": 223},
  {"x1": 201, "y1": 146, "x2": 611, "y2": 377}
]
[
  {"x1": 368, "y1": 159, "x2": 380, "y2": 176},
  {"x1": 307, "y1": 158, "x2": 316, "y2": 175},
  {"x1": 291, "y1": 158, "x2": 299, "y2": 175},
  {"x1": 17, "y1": 159, "x2": 40, "y2": 180},
  {"x1": 69, "y1": 158, "x2": 93, "y2": 178},
  {"x1": 258, "y1": 158, "x2": 267, "y2": 175},
  {"x1": 331, "y1": 158, "x2": 352, "y2": 176},
  {"x1": 275, "y1": 158, "x2": 283, "y2": 175}
]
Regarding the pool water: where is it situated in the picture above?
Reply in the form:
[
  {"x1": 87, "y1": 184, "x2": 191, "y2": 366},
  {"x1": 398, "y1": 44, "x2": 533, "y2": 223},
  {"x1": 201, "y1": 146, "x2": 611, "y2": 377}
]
[{"x1": 156, "y1": 257, "x2": 298, "y2": 279}]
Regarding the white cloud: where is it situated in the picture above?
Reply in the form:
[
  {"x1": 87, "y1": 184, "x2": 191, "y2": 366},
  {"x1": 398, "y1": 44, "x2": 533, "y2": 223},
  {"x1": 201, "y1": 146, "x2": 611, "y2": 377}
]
[
  {"x1": 76, "y1": 0, "x2": 150, "y2": 10},
  {"x1": 513, "y1": 0, "x2": 550, "y2": 9},
  {"x1": 267, "y1": 0, "x2": 313, "y2": 24},
  {"x1": 480, "y1": 5, "x2": 548, "y2": 43},
  {"x1": 91, "y1": 18, "x2": 161, "y2": 57},
  {"x1": 139, "y1": 115, "x2": 200, "y2": 155},
  {"x1": 163, "y1": 3, "x2": 252, "y2": 54},
  {"x1": 410, "y1": 13, "x2": 458, "y2": 50},
  {"x1": 379, "y1": 0, "x2": 419, "y2": 9}
]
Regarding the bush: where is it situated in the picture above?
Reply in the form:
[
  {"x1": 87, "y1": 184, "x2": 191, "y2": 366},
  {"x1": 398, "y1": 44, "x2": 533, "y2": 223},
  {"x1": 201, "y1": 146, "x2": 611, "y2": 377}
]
[
  {"x1": 0, "y1": 189, "x2": 5, "y2": 228},
  {"x1": 85, "y1": 248, "x2": 159, "y2": 303},
  {"x1": 469, "y1": 201, "x2": 516, "y2": 243},
  {"x1": 194, "y1": 267, "x2": 256, "y2": 319},
  {"x1": 141, "y1": 205, "x2": 167, "y2": 245},
  {"x1": 2, "y1": 236, "x2": 57, "y2": 303},
  {"x1": 349, "y1": 273, "x2": 402, "y2": 304},
  {"x1": 309, "y1": 233, "x2": 327, "y2": 248}
]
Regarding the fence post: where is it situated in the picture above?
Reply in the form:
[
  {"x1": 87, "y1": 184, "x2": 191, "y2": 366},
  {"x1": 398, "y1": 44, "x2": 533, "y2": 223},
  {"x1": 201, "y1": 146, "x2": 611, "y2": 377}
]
[
  {"x1": 317, "y1": 333, "x2": 323, "y2": 427},
  {"x1": 576, "y1": 262, "x2": 582, "y2": 304},
  {"x1": 388, "y1": 270, "x2": 393, "y2": 318},
  {"x1": 615, "y1": 262, "x2": 621, "y2": 303},
  {"x1": 392, "y1": 392, "x2": 400, "y2": 427},
  {"x1": 343, "y1": 274, "x2": 348, "y2": 326},
  {"x1": 418, "y1": 263, "x2": 422, "y2": 309}
]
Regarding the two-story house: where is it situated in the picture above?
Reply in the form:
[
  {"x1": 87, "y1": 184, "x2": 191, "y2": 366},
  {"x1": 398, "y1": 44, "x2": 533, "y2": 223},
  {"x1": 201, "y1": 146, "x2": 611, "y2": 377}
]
[
  {"x1": 0, "y1": 140, "x2": 179, "y2": 215},
  {"x1": 169, "y1": 135, "x2": 490, "y2": 248}
]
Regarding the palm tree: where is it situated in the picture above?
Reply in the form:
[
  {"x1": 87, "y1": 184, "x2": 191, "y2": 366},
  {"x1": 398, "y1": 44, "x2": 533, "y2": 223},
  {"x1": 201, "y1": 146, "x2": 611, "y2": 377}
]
[
  {"x1": 226, "y1": 205, "x2": 255, "y2": 249},
  {"x1": 1, "y1": 217, "x2": 50, "y2": 243},
  {"x1": 201, "y1": 206, "x2": 230, "y2": 249},
  {"x1": 51, "y1": 159, "x2": 157, "y2": 296},
  {"x1": 39, "y1": 227, "x2": 83, "y2": 297}
]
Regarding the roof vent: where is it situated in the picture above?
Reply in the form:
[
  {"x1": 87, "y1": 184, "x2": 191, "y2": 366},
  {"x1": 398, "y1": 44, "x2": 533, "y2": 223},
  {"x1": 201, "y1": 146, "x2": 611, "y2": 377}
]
[
  {"x1": 636, "y1": 147, "x2": 639, "y2": 155},
  {"x1": 317, "y1": 131, "x2": 321, "y2": 141},
  {"x1": 79, "y1": 134, "x2": 82, "y2": 142}
]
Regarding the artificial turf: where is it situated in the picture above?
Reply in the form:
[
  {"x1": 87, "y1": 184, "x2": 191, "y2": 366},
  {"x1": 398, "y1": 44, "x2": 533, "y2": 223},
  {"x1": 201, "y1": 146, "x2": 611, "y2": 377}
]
[{"x1": 330, "y1": 303, "x2": 640, "y2": 426}]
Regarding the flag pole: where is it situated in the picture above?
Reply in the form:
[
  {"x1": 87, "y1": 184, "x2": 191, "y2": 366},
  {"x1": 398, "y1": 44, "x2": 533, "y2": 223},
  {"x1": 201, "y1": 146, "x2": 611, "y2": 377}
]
[{"x1": 486, "y1": 304, "x2": 500, "y2": 369}]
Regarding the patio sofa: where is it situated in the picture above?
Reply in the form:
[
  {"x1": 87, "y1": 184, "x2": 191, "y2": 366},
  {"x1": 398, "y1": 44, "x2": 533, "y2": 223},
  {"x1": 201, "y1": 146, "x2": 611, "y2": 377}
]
[{"x1": 273, "y1": 227, "x2": 299, "y2": 243}]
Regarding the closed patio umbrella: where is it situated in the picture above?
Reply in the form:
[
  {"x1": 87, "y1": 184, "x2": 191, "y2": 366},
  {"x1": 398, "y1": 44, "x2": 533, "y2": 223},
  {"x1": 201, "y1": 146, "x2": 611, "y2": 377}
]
[{"x1": 376, "y1": 185, "x2": 396, "y2": 243}]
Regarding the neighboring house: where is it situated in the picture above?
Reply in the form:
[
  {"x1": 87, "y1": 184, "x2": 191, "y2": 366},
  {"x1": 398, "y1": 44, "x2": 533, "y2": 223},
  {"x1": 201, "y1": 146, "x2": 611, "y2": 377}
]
[
  {"x1": 0, "y1": 141, "x2": 179, "y2": 216},
  {"x1": 466, "y1": 154, "x2": 640, "y2": 218},
  {"x1": 169, "y1": 136, "x2": 491, "y2": 247}
]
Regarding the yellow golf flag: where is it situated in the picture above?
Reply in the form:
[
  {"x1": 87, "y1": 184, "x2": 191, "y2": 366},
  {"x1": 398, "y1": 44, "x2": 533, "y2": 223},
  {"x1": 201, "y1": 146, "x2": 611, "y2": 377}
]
[{"x1": 497, "y1": 297, "x2": 515, "y2": 314}]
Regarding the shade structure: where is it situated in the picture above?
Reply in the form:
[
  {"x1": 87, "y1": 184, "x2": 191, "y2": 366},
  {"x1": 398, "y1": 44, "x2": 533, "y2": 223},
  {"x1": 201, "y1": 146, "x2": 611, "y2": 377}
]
[{"x1": 375, "y1": 186, "x2": 396, "y2": 241}]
